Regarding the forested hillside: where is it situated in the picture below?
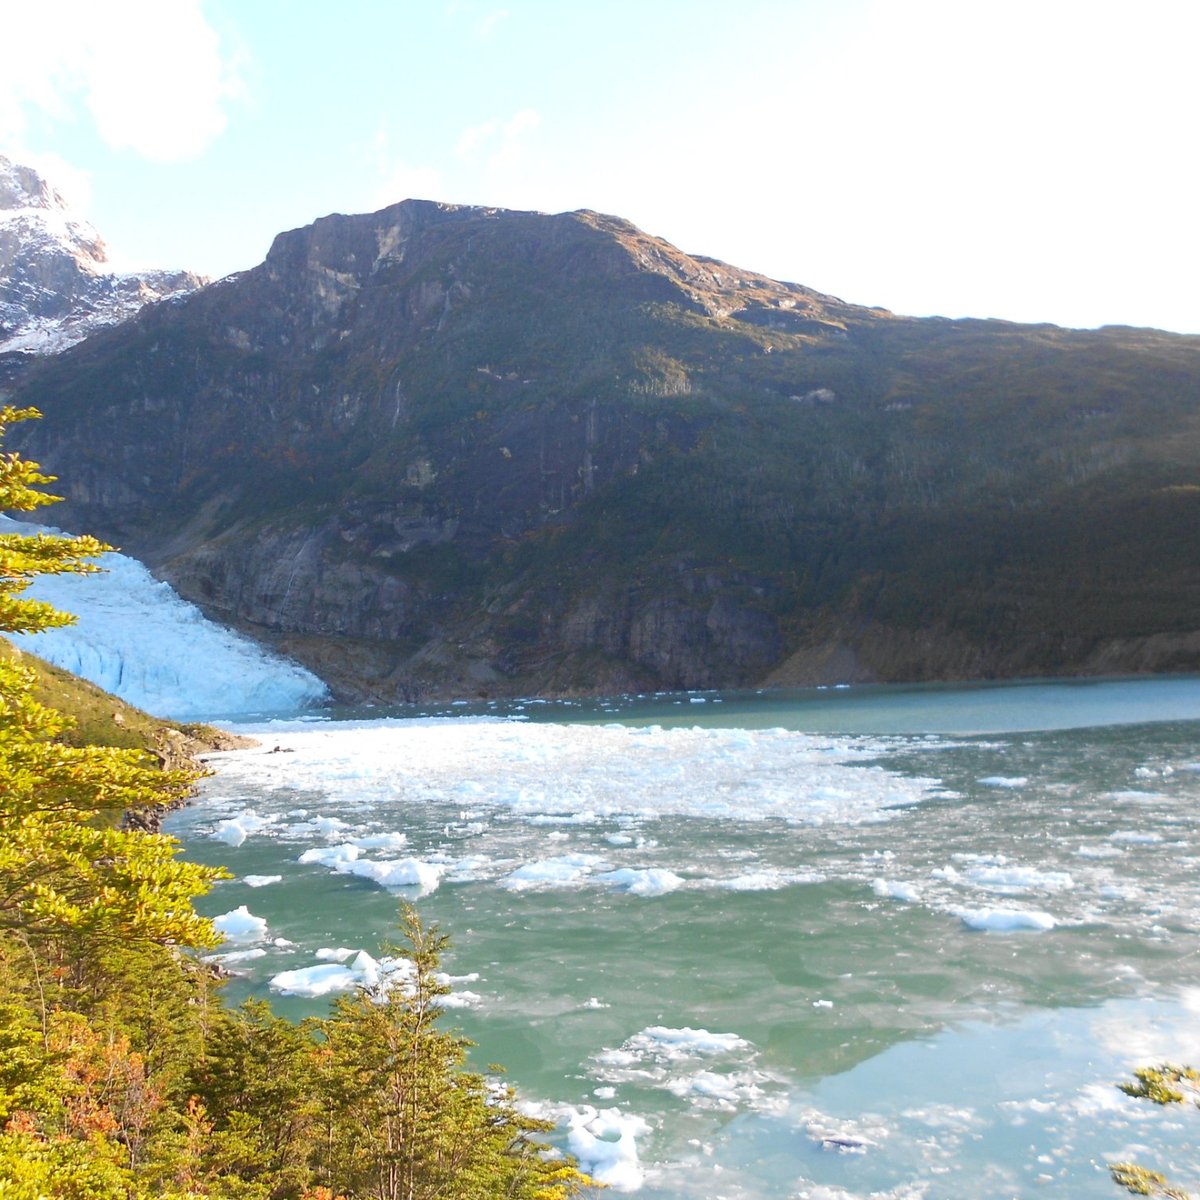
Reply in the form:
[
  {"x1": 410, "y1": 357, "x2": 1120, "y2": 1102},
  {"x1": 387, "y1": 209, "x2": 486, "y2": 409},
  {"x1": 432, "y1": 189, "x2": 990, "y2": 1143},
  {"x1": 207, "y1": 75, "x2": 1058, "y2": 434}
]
[{"x1": 9, "y1": 201, "x2": 1200, "y2": 699}]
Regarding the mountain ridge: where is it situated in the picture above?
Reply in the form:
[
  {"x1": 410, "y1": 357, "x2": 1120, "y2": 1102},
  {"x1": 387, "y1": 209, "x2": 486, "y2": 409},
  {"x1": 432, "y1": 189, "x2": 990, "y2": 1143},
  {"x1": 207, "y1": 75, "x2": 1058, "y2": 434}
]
[{"x1": 6, "y1": 191, "x2": 1200, "y2": 700}]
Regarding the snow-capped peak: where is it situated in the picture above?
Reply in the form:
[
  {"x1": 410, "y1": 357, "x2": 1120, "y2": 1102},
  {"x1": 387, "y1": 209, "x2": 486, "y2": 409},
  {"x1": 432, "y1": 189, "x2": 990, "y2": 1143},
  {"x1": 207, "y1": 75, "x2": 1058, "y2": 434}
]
[{"x1": 0, "y1": 154, "x2": 205, "y2": 358}]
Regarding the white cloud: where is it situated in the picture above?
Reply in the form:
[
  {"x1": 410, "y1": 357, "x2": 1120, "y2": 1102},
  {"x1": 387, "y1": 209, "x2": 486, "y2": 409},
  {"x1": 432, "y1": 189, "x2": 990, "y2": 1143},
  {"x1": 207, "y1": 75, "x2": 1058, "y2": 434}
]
[
  {"x1": 17, "y1": 153, "x2": 94, "y2": 212},
  {"x1": 0, "y1": 0, "x2": 241, "y2": 162},
  {"x1": 369, "y1": 161, "x2": 447, "y2": 210},
  {"x1": 477, "y1": 8, "x2": 509, "y2": 38},
  {"x1": 455, "y1": 118, "x2": 500, "y2": 163},
  {"x1": 455, "y1": 107, "x2": 540, "y2": 172}
]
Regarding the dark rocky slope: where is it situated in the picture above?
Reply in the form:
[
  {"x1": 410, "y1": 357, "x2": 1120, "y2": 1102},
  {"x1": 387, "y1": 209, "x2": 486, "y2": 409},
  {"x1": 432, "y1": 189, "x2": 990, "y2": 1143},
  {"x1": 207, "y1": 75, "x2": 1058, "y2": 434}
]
[{"x1": 7, "y1": 199, "x2": 1200, "y2": 700}]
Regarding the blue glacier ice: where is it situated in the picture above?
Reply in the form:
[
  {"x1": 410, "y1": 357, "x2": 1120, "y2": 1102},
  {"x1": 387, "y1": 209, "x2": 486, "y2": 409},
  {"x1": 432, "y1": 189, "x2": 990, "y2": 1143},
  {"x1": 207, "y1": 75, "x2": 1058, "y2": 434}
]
[{"x1": 3, "y1": 519, "x2": 328, "y2": 719}]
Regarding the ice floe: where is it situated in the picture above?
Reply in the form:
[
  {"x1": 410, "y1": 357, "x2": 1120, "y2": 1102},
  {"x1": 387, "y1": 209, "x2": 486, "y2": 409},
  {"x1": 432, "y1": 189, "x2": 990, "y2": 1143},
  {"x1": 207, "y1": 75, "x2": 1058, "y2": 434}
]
[
  {"x1": 297, "y1": 843, "x2": 444, "y2": 894},
  {"x1": 212, "y1": 905, "x2": 268, "y2": 944},
  {"x1": 951, "y1": 906, "x2": 1057, "y2": 932},
  {"x1": 520, "y1": 1101, "x2": 651, "y2": 1192},
  {"x1": 197, "y1": 719, "x2": 943, "y2": 832},
  {"x1": 212, "y1": 811, "x2": 277, "y2": 847},
  {"x1": 596, "y1": 868, "x2": 684, "y2": 897},
  {"x1": 501, "y1": 854, "x2": 609, "y2": 891},
  {"x1": 873, "y1": 879, "x2": 922, "y2": 902}
]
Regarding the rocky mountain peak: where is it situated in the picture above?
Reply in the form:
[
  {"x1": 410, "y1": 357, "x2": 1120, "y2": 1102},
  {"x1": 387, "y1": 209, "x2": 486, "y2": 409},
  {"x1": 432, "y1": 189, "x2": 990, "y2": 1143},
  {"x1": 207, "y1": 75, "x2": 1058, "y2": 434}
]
[
  {"x1": 0, "y1": 154, "x2": 204, "y2": 362},
  {"x1": 0, "y1": 156, "x2": 70, "y2": 213}
]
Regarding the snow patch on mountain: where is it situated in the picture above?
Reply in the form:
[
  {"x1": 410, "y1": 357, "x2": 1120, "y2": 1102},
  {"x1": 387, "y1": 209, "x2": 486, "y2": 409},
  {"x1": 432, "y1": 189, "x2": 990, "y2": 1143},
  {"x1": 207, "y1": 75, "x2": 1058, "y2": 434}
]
[{"x1": 0, "y1": 155, "x2": 205, "y2": 356}]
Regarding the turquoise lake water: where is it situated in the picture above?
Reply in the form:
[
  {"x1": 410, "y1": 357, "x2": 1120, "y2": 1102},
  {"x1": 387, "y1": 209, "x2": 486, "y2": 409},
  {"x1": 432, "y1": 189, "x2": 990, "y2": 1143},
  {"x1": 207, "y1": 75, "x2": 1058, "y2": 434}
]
[{"x1": 166, "y1": 676, "x2": 1200, "y2": 1197}]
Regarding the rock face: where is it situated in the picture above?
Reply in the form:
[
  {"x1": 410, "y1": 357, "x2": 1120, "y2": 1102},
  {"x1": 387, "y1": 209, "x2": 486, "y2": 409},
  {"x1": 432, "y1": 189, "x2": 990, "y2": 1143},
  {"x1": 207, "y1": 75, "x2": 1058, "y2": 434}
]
[
  {"x1": 8, "y1": 197, "x2": 1200, "y2": 700},
  {"x1": 0, "y1": 156, "x2": 203, "y2": 367}
]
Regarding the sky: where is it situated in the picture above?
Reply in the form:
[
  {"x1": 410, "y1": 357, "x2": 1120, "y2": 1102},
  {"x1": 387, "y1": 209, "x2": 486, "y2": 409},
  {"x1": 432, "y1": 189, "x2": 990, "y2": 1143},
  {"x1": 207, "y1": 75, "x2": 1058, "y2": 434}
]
[{"x1": 2, "y1": 0, "x2": 1197, "y2": 333}]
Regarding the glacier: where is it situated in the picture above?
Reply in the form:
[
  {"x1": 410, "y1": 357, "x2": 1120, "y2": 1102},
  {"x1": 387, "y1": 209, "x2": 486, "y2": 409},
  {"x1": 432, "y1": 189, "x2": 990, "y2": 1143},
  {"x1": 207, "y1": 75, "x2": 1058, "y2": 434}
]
[{"x1": 3, "y1": 519, "x2": 328, "y2": 719}]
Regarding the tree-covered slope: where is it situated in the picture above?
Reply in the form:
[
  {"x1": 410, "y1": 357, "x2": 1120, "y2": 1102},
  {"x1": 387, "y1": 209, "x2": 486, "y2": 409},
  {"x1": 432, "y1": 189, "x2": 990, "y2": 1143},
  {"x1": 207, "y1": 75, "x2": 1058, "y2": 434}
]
[{"x1": 7, "y1": 200, "x2": 1200, "y2": 698}]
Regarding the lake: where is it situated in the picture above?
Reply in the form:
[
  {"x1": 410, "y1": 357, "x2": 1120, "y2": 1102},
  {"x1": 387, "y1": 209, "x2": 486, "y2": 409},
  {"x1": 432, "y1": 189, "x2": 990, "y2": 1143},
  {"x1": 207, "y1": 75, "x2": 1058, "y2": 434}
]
[{"x1": 166, "y1": 677, "x2": 1200, "y2": 1197}]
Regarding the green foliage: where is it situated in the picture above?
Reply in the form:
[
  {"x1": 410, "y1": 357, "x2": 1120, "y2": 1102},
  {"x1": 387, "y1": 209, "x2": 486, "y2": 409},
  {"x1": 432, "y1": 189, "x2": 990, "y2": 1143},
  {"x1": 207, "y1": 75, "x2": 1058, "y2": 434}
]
[
  {"x1": 1119, "y1": 1063, "x2": 1200, "y2": 1107},
  {"x1": 1111, "y1": 1063, "x2": 1198, "y2": 1197},
  {"x1": 0, "y1": 409, "x2": 589, "y2": 1197},
  {"x1": 310, "y1": 907, "x2": 590, "y2": 1200},
  {"x1": 1109, "y1": 1162, "x2": 1190, "y2": 1199}
]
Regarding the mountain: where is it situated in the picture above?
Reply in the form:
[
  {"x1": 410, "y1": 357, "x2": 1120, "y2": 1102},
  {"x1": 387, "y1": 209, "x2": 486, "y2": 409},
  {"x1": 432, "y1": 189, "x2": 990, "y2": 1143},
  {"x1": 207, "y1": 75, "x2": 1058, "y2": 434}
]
[
  {"x1": 6, "y1": 198, "x2": 1200, "y2": 701},
  {"x1": 0, "y1": 155, "x2": 203, "y2": 371}
]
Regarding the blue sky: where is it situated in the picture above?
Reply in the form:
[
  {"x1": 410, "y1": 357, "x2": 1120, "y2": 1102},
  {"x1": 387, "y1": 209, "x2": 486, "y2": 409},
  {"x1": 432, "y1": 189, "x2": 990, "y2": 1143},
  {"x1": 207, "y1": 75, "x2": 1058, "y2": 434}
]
[{"x1": 4, "y1": 0, "x2": 1197, "y2": 332}]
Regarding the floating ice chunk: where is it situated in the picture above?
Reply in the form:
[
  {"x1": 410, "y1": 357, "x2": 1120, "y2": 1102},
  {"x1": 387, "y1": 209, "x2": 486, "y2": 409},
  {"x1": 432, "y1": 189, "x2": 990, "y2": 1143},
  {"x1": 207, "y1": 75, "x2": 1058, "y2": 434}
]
[
  {"x1": 350, "y1": 950, "x2": 380, "y2": 987},
  {"x1": 613, "y1": 1026, "x2": 751, "y2": 1062},
  {"x1": 300, "y1": 839, "x2": 444, "y2": 894},
  {"x1": 298, "y1": 843, "x2": 361, "y2": 867},
  {"x1": 243, "y1": 874, "x2": 282, "y2": 888},
  {"x1": 312, "y1": 815, "x2": 353, "y2": 836},
  {"x1": 563, "y1": 1106, "x2": 651, "y2": 1191},
  {"x1": 952, "y1": 906, "x2": 1056, "y2": 932},
  {"x1": 436, "y1": 989, "x2": 482, "y2": 1009},
  {"x1": 316, "y1": 947, "x2": 358, "y2": 962},
  {"x1": 501, "y1": 854, "x2": 608, "y2": 891},
  {"x1": 212, "y1": 905, "x2": 268, "y2": 944},
  {"x1": 212, "y1": 811, "x2": 275, "y2": 847},
  {"x1": 212, "y1": 822, "x2": 249, "y2": 847},
  {"x1": 1075, "y1": 844, "x2": 1124, "y2": 859},
  {"x1": 202, "y1": 947, "x2": 267, "y2": 965},
  {"x1": 270, "y1": 962, "x2": 358, "y2": 997},
  {"x1": 344, "y1": 857, "x2": 444, "y2": 893},
  {"x1": 873, "y1": 878, "x2": 921, "y2": 902},
  {"x1": 964, "y1": 865, "x2": 1074, "y2": 893},
  {"x1": 708, "y1": 869, "x2": 821, "y2": 891},
  {"x1": 1109, "y1": 830, "x2": 1164, "y2": 844},
  {"x1": 270, "y1": 952, "x2": 414, "y2": 998},
  {"x1": 799, "y1": 1106, "x2": 889, "y2": 1154},
  {"x1": 665, "y1": 1069, "x2": 766, "y2": 1110},
  {"x1": 597, "y1": 868, "x2": 684, "y2": 897},
  {"x1": 978, "y1": 776, "x2": 1029, "y2": 788},
  {"x1": 813, "y1": 999, "x2": 834, "y2": 1008}
]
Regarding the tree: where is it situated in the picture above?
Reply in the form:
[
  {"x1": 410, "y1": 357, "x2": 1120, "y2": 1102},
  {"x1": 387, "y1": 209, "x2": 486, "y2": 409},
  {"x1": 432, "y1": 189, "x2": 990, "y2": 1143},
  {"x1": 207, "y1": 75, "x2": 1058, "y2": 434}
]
[
  {"x1": 0, "y1": 404, "x2": 220, "y2": 963},
  {"x1": 312, "y1": 906, "x2": 591, "y2": 1200},
  {"x1": 0, "y1": 409, "x2": 589, "y2": 1198},
  {"x1": 0, "y1": 406, "x2": 224, "y2": 1198}
]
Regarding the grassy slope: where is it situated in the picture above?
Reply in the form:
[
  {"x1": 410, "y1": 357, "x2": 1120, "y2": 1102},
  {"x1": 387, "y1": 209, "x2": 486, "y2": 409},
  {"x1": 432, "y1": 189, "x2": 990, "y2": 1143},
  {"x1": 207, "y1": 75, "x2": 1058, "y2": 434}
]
[{"x1": 0, "y1": 637, "x2": 248, "y2": 758}]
